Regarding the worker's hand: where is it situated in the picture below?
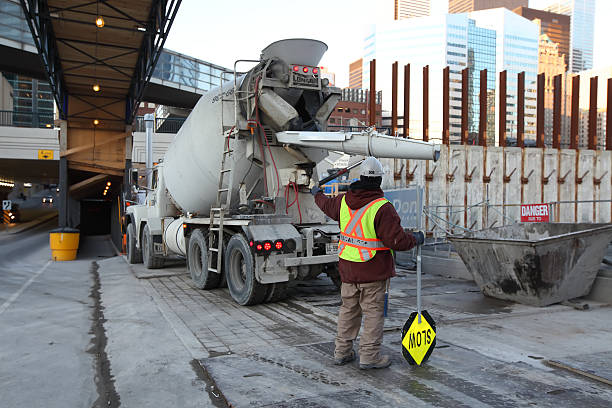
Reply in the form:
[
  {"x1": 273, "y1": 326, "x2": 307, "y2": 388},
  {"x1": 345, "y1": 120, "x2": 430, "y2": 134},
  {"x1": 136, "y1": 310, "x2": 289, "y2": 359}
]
[
  {"x1": 411, "y1": 230, "x2": 425, "y2": 246},
  {"x1": 310, "y1": 185, "x2": 322, "y2": 196}
]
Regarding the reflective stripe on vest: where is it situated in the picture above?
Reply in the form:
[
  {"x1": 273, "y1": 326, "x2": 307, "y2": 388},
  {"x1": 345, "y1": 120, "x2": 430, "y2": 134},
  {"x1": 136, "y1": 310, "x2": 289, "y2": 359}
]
[{"x1": 338, "y1": 196, "x2": 390, "y2": 262}]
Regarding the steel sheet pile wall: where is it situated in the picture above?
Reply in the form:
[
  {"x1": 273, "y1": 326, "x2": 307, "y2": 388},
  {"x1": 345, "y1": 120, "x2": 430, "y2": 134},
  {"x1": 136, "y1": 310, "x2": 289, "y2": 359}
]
[{"x1": 381, "y1": 146, "x2": 612, "y2": 232}]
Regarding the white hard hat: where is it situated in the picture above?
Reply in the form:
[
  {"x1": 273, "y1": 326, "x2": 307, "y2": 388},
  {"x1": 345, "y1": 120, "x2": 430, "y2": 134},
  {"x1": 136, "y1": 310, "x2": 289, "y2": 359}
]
[{"x1": 360, "y1": 156, "x2": 384, "y2": 177}]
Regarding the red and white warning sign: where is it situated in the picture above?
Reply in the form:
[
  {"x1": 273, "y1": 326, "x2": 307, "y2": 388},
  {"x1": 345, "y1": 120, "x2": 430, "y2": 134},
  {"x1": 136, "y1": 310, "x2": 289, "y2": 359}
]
[{"x1": 520, "y1": 204, "x2": 550, "y2": 223}]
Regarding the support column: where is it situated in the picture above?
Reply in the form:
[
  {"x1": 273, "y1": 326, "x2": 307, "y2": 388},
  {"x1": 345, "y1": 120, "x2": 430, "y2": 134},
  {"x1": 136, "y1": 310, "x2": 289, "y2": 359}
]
[
  {"x1": 553, "y1": 74, "x2": 562, "y2": 149},
  {"x1": 499, "y1": 70, "x2": 507, "y2": 147},
  {"x1": 461, "y1": 67, "x2": 469, "y2": 145},
  {"x1": 403, "y1": 64, "x2": 410, "y2": 138},
  {"x1": 536, "y1": 73, "x2": 545, "y2": 148},
  {"x1": 369, "y1": 59, "x2": 376, "y2": 127},
  {"x1": 423, "y1": 65, "x2": 429, "y2": 142},
  {"x1": 479, "y1": 69, "x2": 487, "y2": 146},
  {"x1": 517, "y1": 71, "x2": 525, "y2": 148},
  {"x1": 570, "y1": 75, "x2": 580, "y2": 149},
  {"x1": 443, "y1": 66, "x2": 450, "y2": 144},
  {"x1": 391, "y1": 61, "x2": 398, "y2": 135},
  {"x1": 588, "y1": 76, "x2": 598, "y2": 150},
  {"x1": 607, "y1": 78, "x2": 612, "y2": 151}
]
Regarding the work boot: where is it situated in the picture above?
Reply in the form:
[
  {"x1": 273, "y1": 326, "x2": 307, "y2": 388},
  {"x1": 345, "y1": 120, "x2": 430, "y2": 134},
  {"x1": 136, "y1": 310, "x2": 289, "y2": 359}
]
[
  {"x1": 359, "y1": 354, "x2": 392, "y2": 370},
  {"x1": 333, "y1": 350, "x2": 356, "y2": 366}
]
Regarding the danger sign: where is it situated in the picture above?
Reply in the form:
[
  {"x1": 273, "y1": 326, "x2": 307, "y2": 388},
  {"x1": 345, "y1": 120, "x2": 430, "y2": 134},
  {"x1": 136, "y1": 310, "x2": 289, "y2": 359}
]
[
  {"x1": 401, "y1": 310, "x2": 436, "y2": 366},
  {"x1": 521, "y1": 204, "x2": 549, "y2": 223}
]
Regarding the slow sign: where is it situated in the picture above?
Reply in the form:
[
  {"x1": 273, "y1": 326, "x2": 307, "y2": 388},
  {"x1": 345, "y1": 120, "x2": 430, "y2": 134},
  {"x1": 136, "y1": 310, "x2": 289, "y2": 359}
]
[
  {"x1": 521, "y1": 204, "x2": 549, "y2": 223},
  {"x1": 401, "y1": 310, "x2": 436, "y2": 366}
]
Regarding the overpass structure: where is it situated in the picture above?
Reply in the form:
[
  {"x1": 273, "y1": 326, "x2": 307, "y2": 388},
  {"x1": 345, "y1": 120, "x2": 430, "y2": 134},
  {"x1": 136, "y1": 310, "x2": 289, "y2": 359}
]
[{"x1": 0, "y1": 0, "x2": 191, "y2": 229}]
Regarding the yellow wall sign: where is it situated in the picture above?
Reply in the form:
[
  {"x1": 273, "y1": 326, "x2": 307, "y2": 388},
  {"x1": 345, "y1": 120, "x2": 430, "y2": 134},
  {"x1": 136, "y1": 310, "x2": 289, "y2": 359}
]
[
  {"x1": 401, "y1": 310, "x2": 436, "y2": 366},
  {"x1": 38, "y1": 150, "x2": 54, "y2": 160}
]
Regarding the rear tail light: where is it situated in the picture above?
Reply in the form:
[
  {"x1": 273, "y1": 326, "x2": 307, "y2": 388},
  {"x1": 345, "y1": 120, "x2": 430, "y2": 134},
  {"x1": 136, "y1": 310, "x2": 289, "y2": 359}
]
[
  {"x1": 256, "y1": 243, "x2": 263, "y2": 251},
  {"x1": 312, "y1": 67, "x2": 319, "y2": 74},
  {"x1": 249, "y1": 240, "x2": 254, "y2": 247},
  {"x1": 293, "y1": 65, "x2": 299, "y2": 72},
  {"x1": 302, "y1": 66, "x2": 309, "y2": 73},
  {"x1": 263, "y1": 241, "x2": 272, "y2": 251},
  {"x1": 275, "y1": 240, "x2": 283, "y2": 250}
]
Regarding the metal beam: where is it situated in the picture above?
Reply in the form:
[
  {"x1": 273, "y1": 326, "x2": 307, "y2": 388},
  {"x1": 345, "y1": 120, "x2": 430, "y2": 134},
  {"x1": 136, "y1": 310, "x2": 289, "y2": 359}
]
[
  {"x1": 461, "y1": 67, "x2": 468, "y2": 145},
  {"x1": 553, "y1": 74, "x2": 562, "y2": 149},
  {"x1": 20, "y1": 0, "x2": 68, "y2": 119},
  {"x1": 443, "y1": 66, "x2": 449, "y2": 145},
  {"x1": 536, "y1": 73, "x2": 545, "y2": 148},
  {"x1": 517, "y1": 71, "x2": 525, "y2": 148},
  {"x1": 126, "y1": 0, "x2": 182, "y2": 123},
  {"x1": 499, "y1": 70, "x2": 507, "y2": 147},
  {"x1": 423, "y1": 65, "x2": 429, "y2": 142},
  {"x1": 403, "y1": 64, "x2": 410, "y2": 138},
  {"x1": 391, "y1": 61, "x2": 398, "y2": 135},
  {"x1": 369, "y1": 59, "x2": 376, "y2": 127},
  {"x1": 589, "y1": 76, "x2": 598, "y2": 150},
  {"x1": 479, "y1": 69, "x2": 487, "y2": 146},
  {"x1": 608, "y1": 78, "x2": 612, "y2": 151},
  {"x1": 570, "y1": 75, "x2": 580, "y2": 149}
]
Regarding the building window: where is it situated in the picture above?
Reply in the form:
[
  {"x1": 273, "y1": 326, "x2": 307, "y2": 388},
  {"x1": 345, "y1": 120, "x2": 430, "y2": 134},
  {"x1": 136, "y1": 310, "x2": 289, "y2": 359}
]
[{"x1": 329, "y1": 118, "x2": 336, "y2": 124}]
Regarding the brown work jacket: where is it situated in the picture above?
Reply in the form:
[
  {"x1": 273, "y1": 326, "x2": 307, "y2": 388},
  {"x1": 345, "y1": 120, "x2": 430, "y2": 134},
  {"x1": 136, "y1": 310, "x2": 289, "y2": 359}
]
[{"x1": 315, "y1": 187, "x2": 416, "y2": 283}]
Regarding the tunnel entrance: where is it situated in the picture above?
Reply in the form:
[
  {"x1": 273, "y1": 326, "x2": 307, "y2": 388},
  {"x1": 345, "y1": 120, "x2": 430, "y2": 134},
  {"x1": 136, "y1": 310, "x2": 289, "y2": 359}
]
[{"x1": 80, "y1": 199, "x2": 111, "y2": 236}]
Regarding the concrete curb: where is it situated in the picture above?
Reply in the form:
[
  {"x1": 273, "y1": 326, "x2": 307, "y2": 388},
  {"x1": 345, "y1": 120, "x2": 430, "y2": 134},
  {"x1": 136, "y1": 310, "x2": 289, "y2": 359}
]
[{"x1": 0, "y1": 212, "x2": 58, "y2": 236}]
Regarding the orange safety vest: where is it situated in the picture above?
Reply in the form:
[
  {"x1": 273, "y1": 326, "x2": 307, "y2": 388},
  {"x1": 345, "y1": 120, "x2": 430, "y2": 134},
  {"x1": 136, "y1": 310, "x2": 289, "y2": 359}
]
[{"x1": 338, "y1": 196, "x2": 390, "y2": 262}]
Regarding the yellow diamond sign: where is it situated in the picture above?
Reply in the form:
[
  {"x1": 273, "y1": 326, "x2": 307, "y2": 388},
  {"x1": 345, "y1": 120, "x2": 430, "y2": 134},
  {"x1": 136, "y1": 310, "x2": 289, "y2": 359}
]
[
  {"x1": 401, "y1": 310, "x2": 436, "y2": 366},
  {"x1": 38, "y1": 150, "x2": 53, "y2": 160}
]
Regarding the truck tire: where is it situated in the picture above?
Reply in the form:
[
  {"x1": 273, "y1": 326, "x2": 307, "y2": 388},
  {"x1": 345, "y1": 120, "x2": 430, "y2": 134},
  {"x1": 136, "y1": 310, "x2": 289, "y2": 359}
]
[
  {"x1": 264, "y1": 282, "x2": 288, "y2": 303},
  {"x1": 225, "y1": 234, "x2": 266, "y2": 306},
  {"x1": 126, "y1": 223, "x2": 142, "y2": 264},
  {"x1": 142, "y1": 224, "x2": 164, "y2": 269},
  {"x1": 187, "y1": 229, "x2": 221, "y2": 289}
]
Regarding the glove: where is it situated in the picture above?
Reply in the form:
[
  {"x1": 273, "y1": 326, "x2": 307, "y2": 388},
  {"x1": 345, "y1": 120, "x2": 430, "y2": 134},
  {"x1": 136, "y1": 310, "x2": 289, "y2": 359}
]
[
  {"x1": 411, "y1": 231, "x2": 425, "y2": 246},
  {"x1": 310, "y1": 185, "x2": 322, "y2": 196}
]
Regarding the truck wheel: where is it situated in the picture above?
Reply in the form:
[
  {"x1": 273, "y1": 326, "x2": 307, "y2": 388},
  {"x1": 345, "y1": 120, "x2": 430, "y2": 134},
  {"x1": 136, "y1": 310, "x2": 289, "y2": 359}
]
[
  {"x1": 264, "y1": 282, "x2": 288, "y2": 303},
  {"x1": 142, "y1": 224, "x2": 163, "y2": 269},
  {"x1": 126, "y1": 223, "x2": 142, "y2": 264},
  {"x1": 225, "y1": 234, "x2": 266, "y2": 306},
  {"x1": 187, "y1": 229, "x2": 221, "y2": 289}
]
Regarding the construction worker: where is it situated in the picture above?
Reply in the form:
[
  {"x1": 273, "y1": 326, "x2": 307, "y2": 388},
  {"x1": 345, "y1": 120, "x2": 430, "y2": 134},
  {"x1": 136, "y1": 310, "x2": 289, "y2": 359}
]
[{"x1": 311, "y1": 156, "x2": 424, "y2": 370}]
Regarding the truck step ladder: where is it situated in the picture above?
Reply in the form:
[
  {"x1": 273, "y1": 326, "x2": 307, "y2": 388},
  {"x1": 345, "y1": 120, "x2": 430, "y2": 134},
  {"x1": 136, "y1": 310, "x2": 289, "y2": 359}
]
[{"x1": 207, "y1": 129, "x2": 235, "y2": 275}]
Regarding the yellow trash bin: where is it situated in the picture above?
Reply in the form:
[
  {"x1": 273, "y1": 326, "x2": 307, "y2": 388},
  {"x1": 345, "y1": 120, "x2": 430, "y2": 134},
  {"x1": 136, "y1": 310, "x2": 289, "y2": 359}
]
[{"x1": 50, "y1": 228, "x2": 80, "y2": 261}]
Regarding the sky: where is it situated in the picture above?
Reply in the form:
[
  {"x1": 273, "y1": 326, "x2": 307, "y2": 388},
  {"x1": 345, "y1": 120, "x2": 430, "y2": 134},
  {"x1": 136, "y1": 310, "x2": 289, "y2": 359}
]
[{"x1": 164, "y1": 0, "x2": 612, "y2": 88}]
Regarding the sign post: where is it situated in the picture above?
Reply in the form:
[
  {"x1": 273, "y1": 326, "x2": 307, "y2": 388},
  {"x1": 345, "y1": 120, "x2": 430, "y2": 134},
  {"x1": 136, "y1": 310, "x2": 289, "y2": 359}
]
[{"x1": 397, "y1": 185, "x2": 436, "y2": 366}]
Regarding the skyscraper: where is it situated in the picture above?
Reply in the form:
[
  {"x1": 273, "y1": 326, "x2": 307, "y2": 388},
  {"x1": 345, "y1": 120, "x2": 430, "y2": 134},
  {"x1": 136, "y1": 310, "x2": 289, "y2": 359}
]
[
  {"x1": 349, "y1": 59, "x2": 363, "y2": 89},
  {"x1": 395, "y1": 0, "x2": 431, "y2": 19},
  {"x1": 448, "y1": 0, "x2": 527, "y2": 13},
  {"x1": 534, "y1": 0, "x2": 595, "y2": 72},
  {"x1": 513, "y1": 6, "x2": 570, "y2": 69},
  {"x1": 363, "y1": 9, "x2": 538, "y2": 143}
]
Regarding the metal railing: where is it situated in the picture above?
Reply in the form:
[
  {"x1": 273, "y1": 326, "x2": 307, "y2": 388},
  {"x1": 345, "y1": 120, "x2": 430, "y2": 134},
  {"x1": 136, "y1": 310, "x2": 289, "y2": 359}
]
[
  {"x1": 0, "y1": 110, "x2": 55, "y2": 128},
  {"x1": 133, "y1": 116, "x2": 186, "y2": 133}
]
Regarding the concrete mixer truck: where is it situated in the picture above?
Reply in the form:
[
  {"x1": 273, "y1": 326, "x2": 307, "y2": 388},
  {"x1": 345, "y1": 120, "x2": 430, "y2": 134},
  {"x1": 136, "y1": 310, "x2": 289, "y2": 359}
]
[{"x1": 125, "y1": 39, "x2": 439, "y2": 306}]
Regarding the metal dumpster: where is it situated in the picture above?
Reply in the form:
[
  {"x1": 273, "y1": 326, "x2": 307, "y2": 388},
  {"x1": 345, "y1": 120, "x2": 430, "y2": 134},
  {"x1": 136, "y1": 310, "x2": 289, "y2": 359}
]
[{"x1": 449, "y1": 223, "x2": 612, "y2": 307}]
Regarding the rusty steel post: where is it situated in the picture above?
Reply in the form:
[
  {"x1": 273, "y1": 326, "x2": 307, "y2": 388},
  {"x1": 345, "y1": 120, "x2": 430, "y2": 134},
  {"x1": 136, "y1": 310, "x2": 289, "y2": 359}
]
[
  {"x1": 499, "y1": 70, "x2": 507, "y2": 147},
  {"x1": 392, "y1": 61, "x2": 398, "y2": 135},
  {"x1": 517, "y1": 71, "x2": 525, "y2": 148},
  {"x1": 369, "y1": 59, "x2": 376, "y2": 127},
  {"x1": 403, "y1": 64, "x2": 410, "y2": 138},
  {"x1": 588, "y1": 76, "x2": 598, "y2": 150},
  {"x1": 570, "y1": 75, "x2": 580, "y2": 149},
  {"x1": 608, "y1": 78, "x2": 612, "y2": 151},
  {"x1": 461, "y1": 67, "x2": 469, "y2": 145},
  {"x1": 553, "y1": 74, "x2": 562, "y2": 149},
  {"x1": 443, "y1": 66, "x2": 450, "y2": 144},
  {"x1": 479, "y1": 69, "x2": 487, "y2": 146},
  {"x1": 536, "y1": 73, "x2": 545, "y2": 148},
  {"x1": 423, "y1": 65, "x2": 429, "y2": 142}
]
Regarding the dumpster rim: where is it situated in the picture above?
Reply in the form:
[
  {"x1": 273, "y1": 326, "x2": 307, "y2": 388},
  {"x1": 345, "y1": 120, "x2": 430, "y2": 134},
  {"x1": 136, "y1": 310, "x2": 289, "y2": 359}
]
[{"x1": 447, "y1": 223, "x2": 612, "y2": 245}]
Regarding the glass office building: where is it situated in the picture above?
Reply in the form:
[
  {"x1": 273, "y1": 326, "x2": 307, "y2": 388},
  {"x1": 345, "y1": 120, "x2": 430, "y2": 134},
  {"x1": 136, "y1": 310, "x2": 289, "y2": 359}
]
[
  {"x1": 152, "y1": 49, "x2": 233, "y2": 93},
  {"x1": 535, "y1": 0, "x2": 595, "y2": 73},
  {"x1": 363, "y1": 10, "x2": 532, "y2": 143},
  {"x1": 469, "y1": 8, "x2": 539, "y2": 142}
]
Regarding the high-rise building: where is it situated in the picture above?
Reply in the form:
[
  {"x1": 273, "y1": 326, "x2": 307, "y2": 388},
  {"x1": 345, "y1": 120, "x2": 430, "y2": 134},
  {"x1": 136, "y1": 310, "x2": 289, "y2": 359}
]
[
  {"x1": 349, "y1": 59, "x2": 363, "y2": 89},
  {"x1": 534, "y1": 0, "x2": 595, "y2": 73},
  {"x1": 448, "y1": 0, "x2": 526, "y2": 13},
  {"x1": 513, "y1": 6, "x2": 570, "y2": 69},
  {"x1": 363, "y1": 9, "x2": 538, "y2": 143},
  {"x1": 395, "y1": 0, "x2": 431, "y2": 19}
]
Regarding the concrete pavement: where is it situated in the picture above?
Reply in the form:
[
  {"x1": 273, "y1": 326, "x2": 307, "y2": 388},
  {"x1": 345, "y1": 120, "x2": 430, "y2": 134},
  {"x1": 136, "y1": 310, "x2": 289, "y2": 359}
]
[{"x1": 2, "y1": 230, "x2": 612, "y2": 407}]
